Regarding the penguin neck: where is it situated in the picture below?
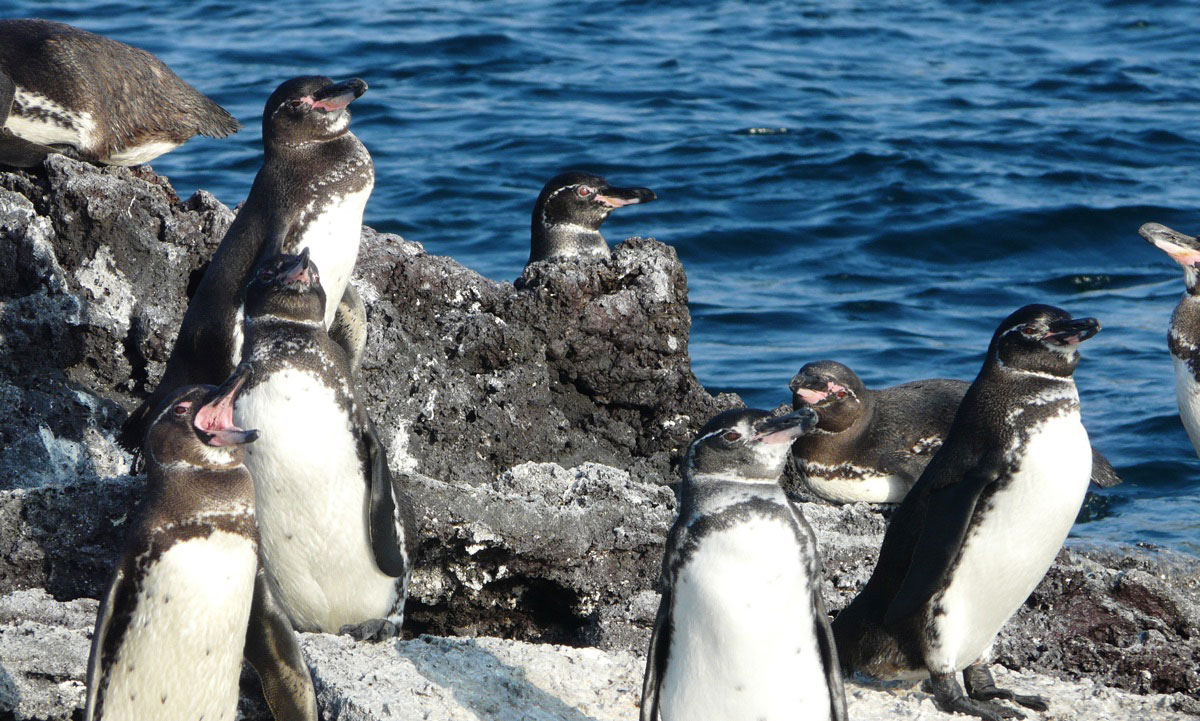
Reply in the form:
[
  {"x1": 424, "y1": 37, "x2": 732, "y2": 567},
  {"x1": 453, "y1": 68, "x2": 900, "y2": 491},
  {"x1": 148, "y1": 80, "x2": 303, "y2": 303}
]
[{"x1": 530, "y1": 223, "x2": 609, "y2": 263}]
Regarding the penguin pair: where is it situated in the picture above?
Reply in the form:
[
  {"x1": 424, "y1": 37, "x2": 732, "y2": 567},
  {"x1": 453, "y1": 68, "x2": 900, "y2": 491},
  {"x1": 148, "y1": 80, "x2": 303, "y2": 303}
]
[
  {"x1": 832, "y1": 304, "x2": 1101, "y2": 721},
  {"x1": 787, "y1": 360, "x2": 1121, "y2": 504},
  {"x1": 0, "y1": 19, "x2": 238, "y2": 168},
  {"x1": 120, "y1": 73, "x2": 374, "y2": 450},
  {"x1": 85, "y1": 371, "x2": 316, "y2": 721}
]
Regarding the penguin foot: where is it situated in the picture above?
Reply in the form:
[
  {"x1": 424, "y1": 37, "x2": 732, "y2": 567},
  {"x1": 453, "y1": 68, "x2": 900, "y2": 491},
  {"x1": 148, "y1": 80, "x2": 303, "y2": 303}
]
[
  {"x1": 927, "y1": 673, "x2": 1024, "y2": 721},
  {"x1": 339, "y1": 618, "x2": 399, "y2": 642},
  {"x1": 964, "y1": 664, "x2": 1050, "y2": 712}
]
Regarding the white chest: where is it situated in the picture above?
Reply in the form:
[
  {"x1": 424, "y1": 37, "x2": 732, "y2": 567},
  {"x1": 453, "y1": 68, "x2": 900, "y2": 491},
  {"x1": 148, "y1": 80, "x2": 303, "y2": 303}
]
[
  {"x1": 927, "y1": 411, "x2": 1091, "y2": 674},
  {"x1": 802, "y1": 465, "x2": 909, "y2": 503},
  {"x1": 234, "y1": 368, "x2": 397, "y2": 632},
  {"x1": 103, "y1": 139, "x2": 182, "y2": 166},
  {"x1": 661, "y1": 518, "x2": 832, "y2": 721},
  {"x1": 1172, "y1": 355, "x2": 1200, "y2": 458},
  {"x1": 7, "y1": 87, "x2": 95, "y2": 150},
  {"x1": 292, "y1": 182, "x2": 373, "y2": 329},
  {"x1": 100, "y1": 531, "x2": 257, "y2": 721}
]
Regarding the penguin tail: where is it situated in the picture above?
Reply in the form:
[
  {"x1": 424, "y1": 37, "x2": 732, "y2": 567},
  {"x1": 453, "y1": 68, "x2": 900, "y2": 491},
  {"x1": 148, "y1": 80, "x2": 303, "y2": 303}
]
[{"x1": 199, "y1": 100, "x2": 241, "y2": 139}]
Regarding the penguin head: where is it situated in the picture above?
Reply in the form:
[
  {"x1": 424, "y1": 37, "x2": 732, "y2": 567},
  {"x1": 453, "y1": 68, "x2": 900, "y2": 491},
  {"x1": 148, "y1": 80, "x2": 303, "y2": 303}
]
[
  {"x1": 684, "y1": 407, "x2": 818, "y2": 485},
  {"x1": 244, "y1": 250, "x2": 327, "y2": 324},
  {"x1": 991, "y1": 304, "x2": 1100, "y2": 377},
  {"x1": 145, "y1": 364, "x2": 258, "y2": 469},
  {"x1": 263, "y1": 76, "x2": 367, "y2": 147},
  {"x1": 790, "y1": 360, "x2": 868, "y2": 433},
  {"x1": 1141, "y1": 222, "x2": 1200, "y2": 294},
  {"x1": 529, "y1": 171, "x2": 656, "y2": 262}
]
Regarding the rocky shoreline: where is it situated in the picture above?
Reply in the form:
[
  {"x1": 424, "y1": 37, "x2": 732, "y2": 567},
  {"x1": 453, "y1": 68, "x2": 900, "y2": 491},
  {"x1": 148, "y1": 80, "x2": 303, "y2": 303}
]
[{"x1": 1, "y1": 157, "x2": 1197, "y2": 719}]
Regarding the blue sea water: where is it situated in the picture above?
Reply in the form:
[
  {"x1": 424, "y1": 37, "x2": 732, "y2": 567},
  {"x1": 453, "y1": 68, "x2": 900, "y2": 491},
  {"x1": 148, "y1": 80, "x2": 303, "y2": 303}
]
[{"x1": 8, "y1": 0, "x2": 1199, "y2": 555}]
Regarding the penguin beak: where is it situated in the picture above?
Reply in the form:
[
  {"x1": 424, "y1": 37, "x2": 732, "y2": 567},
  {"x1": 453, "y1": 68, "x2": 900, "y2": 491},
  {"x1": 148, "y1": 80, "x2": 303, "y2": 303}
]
[
  {"x1": 595, "y1": 185, "x2": 657, "y2": 208},
  {"x1": 312, "y1": 78, "x2": 368, "y2": 112},
  {"x1": 1140, "y1": 222, "x2": 1200, "y2": 268},
  {"x1": 752, "y1": 408, "x2": 818, "y2": 444},
  {"x1": 789, "y1": 373, "x2": 829, "y2": 405},
  {"x1": 194, "y1": 363, "x2": 259, "y2": 447},
  {"x1": 1044, "y1": 317, "x2": 1101, "y2": 346},
  {"x1": 282, "y1": 248, "x2": 316, "y2": 287}
]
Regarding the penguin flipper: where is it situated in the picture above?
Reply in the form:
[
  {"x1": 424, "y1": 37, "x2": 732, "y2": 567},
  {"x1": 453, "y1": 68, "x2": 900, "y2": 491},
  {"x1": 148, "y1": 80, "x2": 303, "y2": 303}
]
[
  {"x1": 84, "y1": 564, "x2": 128, "y2": 721},
  {"x1": 329, "y1": 283, "x2": 367, "y2": 377},
  {"x1": 1089, "y1": 447, "x2": 1122, "y2": 488},
  {"x1": 639, "y1": 589, "x2": 672, "y2": 721},
  {"x1": 362, "y1": 418, "x2": 414, "y2": 578},
  {"x1": 245, "y1": 568, "x2": 319, "y2": 721},
  {"x1": 883, "y1": 453, "x2": 1004, "y2": 629},
  {"x1": 0, "y1": 74, "x2": 57, "y2": 168},
  {"x1": 812, "y1": 587, "x2": 849, "y2": 721}
]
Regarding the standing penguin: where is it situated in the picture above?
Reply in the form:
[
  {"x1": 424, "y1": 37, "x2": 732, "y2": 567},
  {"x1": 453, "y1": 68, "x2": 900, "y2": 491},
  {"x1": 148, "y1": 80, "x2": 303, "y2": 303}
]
[
  {"x1": 1140, "y1": 221, "x2": 1200, "y2": 457},
  {"x1": 234, "y1": 252, "x2": 416, "y2": 639},
  {"x1": 640, "y1": 407, "x2": 847, "y2": 721},
  {"x1": 0, "y1": 19, "x2": 239, "y2": 168},
  {"x1": 85, "y1": 370, "x2": 317, "y2": 721},
  {"x1": 527, "y1": 171, "x2": 656, "y2": 265},
  {"x1": 120, "y1": 74, "x2": 373, "y2": 450},
  {"x1": 831, "y1": 304, "x2": 1100, "y2": 721},
  {"x1": 788, "y1": 360, "x2": 1121, "y2": 503}
]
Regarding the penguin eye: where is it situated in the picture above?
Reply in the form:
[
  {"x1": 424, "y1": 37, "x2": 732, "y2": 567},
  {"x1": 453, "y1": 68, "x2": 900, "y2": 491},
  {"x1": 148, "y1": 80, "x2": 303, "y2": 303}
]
[
  {"x1": 1021, "y1": 325, "x2": 1038, "y2": 336},
  {"x1": 288, "y1": 99, "x2": 304, "y2": 109},
  {"x1": 835, "y1": 390, "x2": 847, "y2": 399},
  {"x1": 577, "y1": 186, "x2": 593, "y2": 198},
  {"x1": 722, "y1": 430, "x2": 741, "y2": 442},
  {"x1": 173, "y1": 402, "x2": 191, "y2": 416}
]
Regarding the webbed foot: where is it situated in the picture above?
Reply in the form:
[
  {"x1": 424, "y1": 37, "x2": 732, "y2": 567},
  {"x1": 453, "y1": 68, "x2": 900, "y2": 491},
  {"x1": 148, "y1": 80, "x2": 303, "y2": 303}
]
[
  {"x1": 339, "y1": 618, "x2": 399, "y2": 642},
  {"x1": 964, "y1": 664, "x2": 1049, "y2": 712},
  {"x1": 927, "y1": 672, "x2": 1024, "y2": 720}
]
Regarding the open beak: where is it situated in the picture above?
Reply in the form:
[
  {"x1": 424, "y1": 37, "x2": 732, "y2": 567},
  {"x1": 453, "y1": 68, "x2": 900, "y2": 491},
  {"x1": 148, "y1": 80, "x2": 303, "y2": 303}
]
[
  {"x1": 312, "y1": 78, "x2": 368, "y2": 112},
  {"x1": 194, "y1": 363, "x2": 258, "y2": 447},
  {"x1": 595, "y1": 185, "x2": 656, "y2": 209},
  {"x1": 282, "y1": 248, "x2": 315, "y2": 287},
  {"x1": 1044, "y1": 316, "x2": 1100, "y2": 346},
  {"x1": 753, "y1": 408, "x2": 818, "y2": 444},
  {"x1": 1140, "y1": 222, "x2": 1200, "y2": 267}
]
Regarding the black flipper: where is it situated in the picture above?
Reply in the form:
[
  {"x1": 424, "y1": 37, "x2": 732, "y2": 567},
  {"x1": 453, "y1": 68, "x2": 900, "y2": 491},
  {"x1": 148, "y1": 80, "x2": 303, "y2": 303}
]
[
  {"x1": 244, "y1": 569, "x2": 319, "y2": 721},
  {"x1": 84, "y1": 564, "x2": 127, "y2": 721},
  {"x1": 929, "y1": 672, "x2": 1024, "y2": 721},
  {"x1": 639, "y1": 589, "x2": 672, "y2": 721},
  {"x1": 1089, "y1": 448, "x2": 1122, "y2": 488},
  {"x1": 362, "y1": 419, "x2": 413, "y2": 578},
  {"x1": 812, "y1": 588, "x2": 849, "y2": 721},
  {"x1": 329, "y1": 283, "x2": 367, "y2": 377},
  {"x1": 884, "y1": 452, "x2": 1005, "y2": 629},
  {"x1": 963, "y1": 663, "x2": 1049, "y2": 712}
]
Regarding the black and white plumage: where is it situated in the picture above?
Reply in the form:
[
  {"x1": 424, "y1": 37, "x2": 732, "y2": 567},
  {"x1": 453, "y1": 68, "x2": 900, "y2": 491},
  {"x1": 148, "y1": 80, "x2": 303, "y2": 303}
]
[
  {"x1": 528, "y1": 170, "x2": 656, "y2": 264},
  {"x1": 0, "y1": 19, "x2": 238, "y2": 168},
  {"x1": 120, "y1": 75, "x2": 373, "y2": 450},
  {"x1": 831, "y1": 304, "x2": 1101, "y2": 721},
  {"x1": 1141, "y1": 221, "x2": 1200, "y2": 458},
  {"x1": 85, "y1": 370, "x2": 316, "y2": 721},
  {"x1": 233, "y1": 252, "x2": 416, "y2": 640},
  {"x1": 641, "y1": 407, "x2": 847, "y2": 721},
  {"x1": 789, "y1": 360, "x2": 1121, "y2": 503}
]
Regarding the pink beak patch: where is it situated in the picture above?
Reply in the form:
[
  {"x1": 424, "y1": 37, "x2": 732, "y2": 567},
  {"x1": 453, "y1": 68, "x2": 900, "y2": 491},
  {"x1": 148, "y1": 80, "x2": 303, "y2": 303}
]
[
  {"x1": 194, "y1": 374, "x2": 252, "y2": 447},
  {"x1": 794, "y1": 388, "x2": 828, "y2": 405},
  {"x1": 1154, "y1": 238, "x2": 1200, "y2": 268},
  {"x1": 595, "y1": 193, "x2": 642, "y2": 208}
]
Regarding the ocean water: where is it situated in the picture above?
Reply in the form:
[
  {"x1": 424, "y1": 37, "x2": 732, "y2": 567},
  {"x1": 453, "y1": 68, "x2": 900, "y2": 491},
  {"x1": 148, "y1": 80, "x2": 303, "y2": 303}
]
[{"x1": 9, "y1": 0, "x2": 1199, "y2": 555}]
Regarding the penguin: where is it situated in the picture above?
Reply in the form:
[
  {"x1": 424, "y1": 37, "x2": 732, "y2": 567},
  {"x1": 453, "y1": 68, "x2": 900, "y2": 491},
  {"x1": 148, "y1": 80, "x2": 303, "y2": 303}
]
[
  {"x1": 1140, "y1": 221, "x2": 1200, "y2": 458},
  {"x1": 233, "y1": 251, "x2": 416, "y2": 640},
  {"x1": 85, "y1": 368, "x2": 317, "y2": 721},
  {"x1": 789, "y1": 361, "x2": 1121, "y2": 503},
  {"x1": 640, "y1": 407, "x2": 848, "y2": 721},
  {"x1": 528, "y1": 170, "x2": 656, "y2": 265},
  {"x1": 0, "y1": 19, "x2": 238, "y2": 168},
  {"x1": 831, "y1": 304, "x2": 1100, "y2": 721},
  {"x1": 120, "y1": 74, "x2": 373, "y2": 451}
]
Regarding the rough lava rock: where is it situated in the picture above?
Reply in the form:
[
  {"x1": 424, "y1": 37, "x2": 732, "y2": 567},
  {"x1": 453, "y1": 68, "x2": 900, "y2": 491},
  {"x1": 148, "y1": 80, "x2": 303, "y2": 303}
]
[{"x1": 1, "y1": 158, "x2": 1199, "y2": 719}]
